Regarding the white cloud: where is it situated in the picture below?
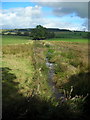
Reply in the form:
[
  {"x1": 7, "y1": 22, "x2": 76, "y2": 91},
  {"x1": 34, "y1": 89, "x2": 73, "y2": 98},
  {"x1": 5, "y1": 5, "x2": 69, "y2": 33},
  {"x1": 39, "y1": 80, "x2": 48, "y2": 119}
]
[
  {"x1": 0, "y1": 5, "x2": 88, "y2": 31},
  {"x1": 0, "y1": 5, "x2": 42, "y2": 29},
  {"x1": 43, "y1": 17, "x2": 87, "y2": 31}
]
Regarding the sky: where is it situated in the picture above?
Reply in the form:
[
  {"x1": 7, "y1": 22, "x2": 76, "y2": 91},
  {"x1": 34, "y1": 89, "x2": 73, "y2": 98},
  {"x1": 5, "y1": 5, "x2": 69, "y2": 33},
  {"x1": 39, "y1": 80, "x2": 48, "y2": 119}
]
[
  {"x1": 0, "y1": 1, "x2": 89, "y2": 31},
  {"x1": 1, "y1": 0, "x2": 90, "y2": 2}
]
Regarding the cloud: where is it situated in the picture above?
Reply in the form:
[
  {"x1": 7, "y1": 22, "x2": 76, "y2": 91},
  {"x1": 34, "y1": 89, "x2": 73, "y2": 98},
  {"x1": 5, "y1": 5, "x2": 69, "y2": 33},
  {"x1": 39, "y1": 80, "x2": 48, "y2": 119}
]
[
  {"x1": 54, "y1": 3, "x2": 88, "y2": 18},
  {"x1": 0, "y1": 4, "x2": 88, "y2": 31},
  {"x1": 39, "y1": 2, "x2": 88, "y2": 18},
  {"x1": 0, "y1": 5, "x2": 42, "y2": 29},
  {"x1": 1, "y1": 1, "x2": 88, "y2": 18},
  {"x1": 43, "y1": 17, "x2": 87, "y2": 31}
]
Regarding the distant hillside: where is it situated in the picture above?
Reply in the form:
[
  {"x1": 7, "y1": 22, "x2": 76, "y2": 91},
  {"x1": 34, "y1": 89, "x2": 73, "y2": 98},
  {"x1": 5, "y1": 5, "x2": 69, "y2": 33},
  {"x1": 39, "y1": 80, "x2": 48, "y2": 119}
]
[
  {"x1": 15, "y1": 28, "x2": 71, "y2": 32},
  {"x1": 1, "y1": 28, "x2": 86, "y2": 33},
  {"x1": 1, "y1": 28, "x2": 88, "y2": 39},
  {"x1": 47, "y1": 28, "x2": 71, "y2": 32}
]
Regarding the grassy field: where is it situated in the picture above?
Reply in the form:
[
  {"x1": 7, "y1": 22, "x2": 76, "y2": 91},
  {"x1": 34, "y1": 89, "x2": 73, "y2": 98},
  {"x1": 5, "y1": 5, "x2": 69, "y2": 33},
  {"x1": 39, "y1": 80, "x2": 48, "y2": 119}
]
[
  {"x1": 2, "y1": 35, "x2": 90, "y2": 120},
  {"x1": 2, "y1": 35, "x2": 89, "y2": 45},
  {"x1": 44, "y1": 40, "x2": 89, "y2": 95},
  {"x1": 47, "y1": 38, "x2": 89, "y2": 43},
  {"x1": 54, "y1": 31, "x2": 88, "y2": 39},
  {"x1": 2, "y1": 42, "x2": 52, "y2": 102},
  {"x1": 2, "y1": 35, "x2": 30, "y2": 45}
]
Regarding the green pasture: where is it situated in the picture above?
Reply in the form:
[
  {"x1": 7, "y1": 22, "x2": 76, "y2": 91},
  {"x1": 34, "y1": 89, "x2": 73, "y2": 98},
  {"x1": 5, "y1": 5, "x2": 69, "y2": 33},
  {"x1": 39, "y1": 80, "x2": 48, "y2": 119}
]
[
  {"x1": 54, "y1": 31, "x2": 88, "y2": 39},
  {"x1": 2, "y1": 35, "x2": 30, "y2": 45},
  {"x1": 2, "y1": 35, "x2": 89, "y2": 46}
]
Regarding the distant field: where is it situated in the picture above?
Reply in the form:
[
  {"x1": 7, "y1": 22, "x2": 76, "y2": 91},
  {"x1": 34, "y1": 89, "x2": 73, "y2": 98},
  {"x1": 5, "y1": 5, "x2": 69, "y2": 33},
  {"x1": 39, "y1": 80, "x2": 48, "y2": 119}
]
[
  {"x1": 54, "y1": 31, "x2": 88, "y2": 39},
  {"x1": 2, "y1": 35, "x2": 30, "y2": 45},
  {"x1": 2, "y1": 35, "x2": 89, "y2": 46},
  {"x1": 47, "y1": 38, "x2": 89, "y2": 43}
]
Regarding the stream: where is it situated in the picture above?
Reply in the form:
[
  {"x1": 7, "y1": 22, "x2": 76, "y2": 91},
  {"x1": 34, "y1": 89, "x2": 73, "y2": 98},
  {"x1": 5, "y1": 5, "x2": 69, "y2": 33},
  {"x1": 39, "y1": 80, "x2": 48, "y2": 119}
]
[{"x1": 46, "y1": 57, "x2": 65, "y2": 100}]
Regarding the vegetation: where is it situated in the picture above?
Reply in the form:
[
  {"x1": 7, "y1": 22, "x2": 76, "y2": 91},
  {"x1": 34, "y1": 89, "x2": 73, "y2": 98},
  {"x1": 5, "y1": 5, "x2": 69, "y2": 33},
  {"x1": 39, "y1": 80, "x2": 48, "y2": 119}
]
[
  {"x1": 54, "y1": 31, "x2": 88, "y2": 39},
  {"x1": 44, "y1": 40, "x2": 89, "y2": 94},
  {"x1": 47, "y1": 38, "x2": 89, "y2": 43},
  {"x1": 2, "y1": 35, "x2": 30, "y2": 45},
  {"x1": 1, "y1": 35, "x2": 90, "y2": 120},
  {"x1": 30, "y1": 25, "x2": 55, "y2": 40},
  {"x1": 44, "y1": 40, "x2": 90, "y2": 117},
  {"x1": 1, "y1": 28, "x2": 89, "y2": 39},
  {"x1": 88, "y1": 32, "x2": 90, "y2": 38}
]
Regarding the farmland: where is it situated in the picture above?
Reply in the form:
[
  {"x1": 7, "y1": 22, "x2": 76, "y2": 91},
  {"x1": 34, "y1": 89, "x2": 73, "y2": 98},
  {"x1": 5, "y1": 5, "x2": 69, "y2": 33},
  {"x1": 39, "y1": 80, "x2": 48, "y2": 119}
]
[
  {"x1": 47, "y1": 38, "x2": 88, "y2": 43},
  {"x1": 1, "y1": 35, "x2": 90, "y2": 120},
  {"x1": 2, "y1": 35, "x2": 30, "y2": 45}
]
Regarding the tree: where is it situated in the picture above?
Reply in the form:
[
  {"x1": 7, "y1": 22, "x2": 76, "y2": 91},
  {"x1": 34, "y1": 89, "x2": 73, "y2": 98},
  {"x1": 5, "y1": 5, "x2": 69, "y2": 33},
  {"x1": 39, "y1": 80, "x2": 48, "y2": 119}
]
[{"x1": 31, "y1": 25, "x2": 54, "y2": 40}]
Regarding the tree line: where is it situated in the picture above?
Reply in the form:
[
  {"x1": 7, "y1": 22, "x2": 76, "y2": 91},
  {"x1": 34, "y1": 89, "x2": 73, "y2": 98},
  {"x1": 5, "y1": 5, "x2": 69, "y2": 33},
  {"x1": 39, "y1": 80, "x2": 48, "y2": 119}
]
[{"x1": 2, "y1": 25, "x2": 89, "y2": 39}]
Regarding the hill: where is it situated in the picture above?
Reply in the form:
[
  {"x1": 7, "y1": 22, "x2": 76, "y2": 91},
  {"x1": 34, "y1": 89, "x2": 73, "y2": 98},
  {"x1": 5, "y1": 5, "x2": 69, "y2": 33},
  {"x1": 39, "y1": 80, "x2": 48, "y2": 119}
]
[{"x1": 1, "y1": 28, "x2": 89, "y2": 39}]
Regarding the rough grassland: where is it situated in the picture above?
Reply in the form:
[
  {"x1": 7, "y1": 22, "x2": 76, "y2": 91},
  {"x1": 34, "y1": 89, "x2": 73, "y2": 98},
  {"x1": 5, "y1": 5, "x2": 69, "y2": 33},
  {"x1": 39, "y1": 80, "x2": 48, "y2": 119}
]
[
  {"x1": 47, "y1": 38, "x2": 89, "y2": 43},
  {"x1": 2, "y1": 35, "x2": 90, "y2": 120},
  {"x1": 2, "y1": 40, "x2": 52, "y2": 109},
  {"x1": 44, "y1": 40, "x2": 89, "y2": 96}
]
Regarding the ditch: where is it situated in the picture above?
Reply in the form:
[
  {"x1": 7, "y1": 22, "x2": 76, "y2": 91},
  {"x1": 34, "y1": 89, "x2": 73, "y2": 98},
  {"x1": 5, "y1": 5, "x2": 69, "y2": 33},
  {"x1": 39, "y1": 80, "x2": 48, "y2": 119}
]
[{"x1": 46, "y1": 53, "x2": 65, "y2": 100}]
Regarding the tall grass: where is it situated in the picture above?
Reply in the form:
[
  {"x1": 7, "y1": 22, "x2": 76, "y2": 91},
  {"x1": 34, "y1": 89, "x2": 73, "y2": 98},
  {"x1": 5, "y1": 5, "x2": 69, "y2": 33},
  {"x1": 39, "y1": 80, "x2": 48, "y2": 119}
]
[
  {"x1": 2, "y1": 38, "x2": 89, "y2": 119},
  {"x1": 45, "y1": 41, "x2": 89, "y2": 95}
]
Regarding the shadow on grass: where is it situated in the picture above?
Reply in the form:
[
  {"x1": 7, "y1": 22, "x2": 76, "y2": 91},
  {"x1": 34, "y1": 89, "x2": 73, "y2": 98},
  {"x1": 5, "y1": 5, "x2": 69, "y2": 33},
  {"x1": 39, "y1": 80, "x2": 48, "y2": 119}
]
[
  {"x1": 62, "y1": 71, "x2": 90, "y2": 118},
  {"x1": 1, "y1": 67, "x2": 90, "y2": 120},
  {"x1": 2, "y1": 67, "x2": 23, "y2": 119},
  {"x1": 2, "y1": 67, "x2": 20, "y2": 101},
  {"x1": 63, "y1": 72, "x2": 90, "y2": 96}
]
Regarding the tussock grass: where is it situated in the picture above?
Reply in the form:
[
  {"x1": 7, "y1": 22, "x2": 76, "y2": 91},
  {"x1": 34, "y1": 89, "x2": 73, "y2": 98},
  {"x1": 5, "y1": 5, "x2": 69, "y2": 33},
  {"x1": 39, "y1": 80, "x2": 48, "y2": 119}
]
[
  {"x1": 45, "y1": 40, "x2": 89, "y2": 96},
  {"x1": 2, "y1": 37, "x2": 90, "y2": 119},
  {"x1": 2, "y1": 43, "x2": 35, "y2": 108},
  {"x1": 2, "y1": 40, "x2": 52, "y2": 108},
  {"x1": 47, "y1": 38, "x2": 89, "y2": 43}
]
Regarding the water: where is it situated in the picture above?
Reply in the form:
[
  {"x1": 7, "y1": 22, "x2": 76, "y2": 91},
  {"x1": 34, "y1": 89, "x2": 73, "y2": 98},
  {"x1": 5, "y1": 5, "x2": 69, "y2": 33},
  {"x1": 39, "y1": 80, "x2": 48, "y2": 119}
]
[{"x1": 46, "y1": 58, "x2": 65, "y2": 100}]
